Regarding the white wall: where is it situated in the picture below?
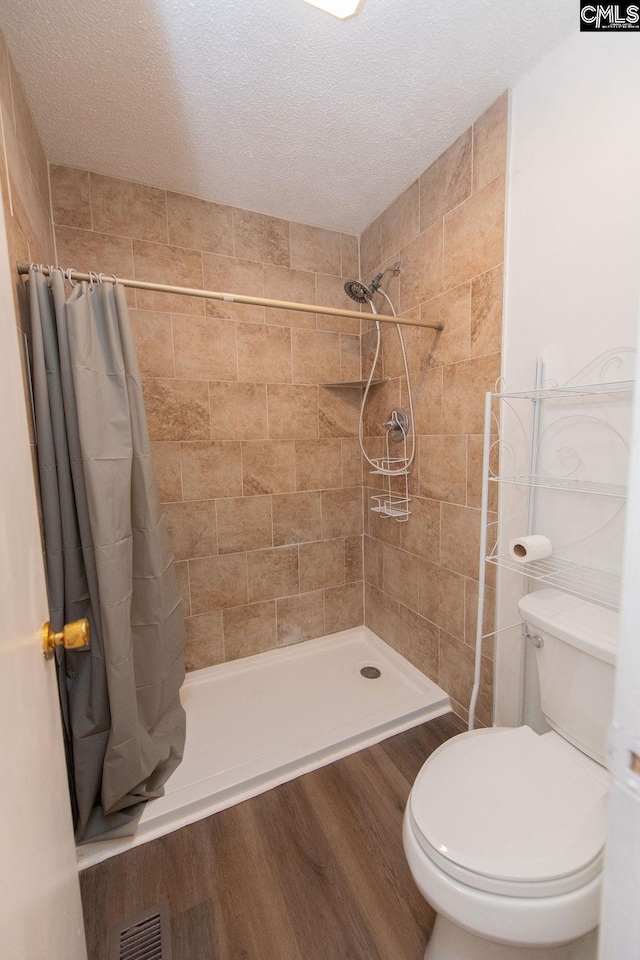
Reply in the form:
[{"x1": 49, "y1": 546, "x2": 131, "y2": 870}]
[{"x1": 495, "y1": 32, "x2": 640, "y2": 725}]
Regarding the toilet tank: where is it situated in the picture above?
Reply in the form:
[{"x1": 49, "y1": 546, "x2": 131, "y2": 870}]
[{"x1": 517, "y1": 589, "x2": 618, "y2": 766}]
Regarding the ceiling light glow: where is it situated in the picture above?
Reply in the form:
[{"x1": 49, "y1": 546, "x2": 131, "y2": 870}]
[{"x1": 300, "y1": 0, "x2": 366, "y2": 19}]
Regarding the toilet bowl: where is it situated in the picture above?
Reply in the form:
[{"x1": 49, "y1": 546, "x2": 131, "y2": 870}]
[
  {"x1": 404, "y1": 727, "x2": 607, "y2": 958},
  {"x1": 403, "y1": 589, "x2": 616, "y2": 960}
]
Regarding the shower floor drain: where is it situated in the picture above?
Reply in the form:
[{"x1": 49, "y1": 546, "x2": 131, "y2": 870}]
[{"x1": 360, "y1": 665, "x2": 381, "y2": 679}]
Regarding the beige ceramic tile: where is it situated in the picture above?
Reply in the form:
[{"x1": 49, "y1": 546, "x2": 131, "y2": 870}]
[
  {"x1": 130, "y1": 309, "x2": 174, "y2": 378},
  {"x1": 233, "y1": 208, "x2": 290, "y2": 266},
  {"x1": 163, "y1": 499, "x2": 217, "y2": 561},
  {"x1": 420, "y1": 283, "x2": 472, "y2": 368},
  {"x1": 189, "y1": 553, "x2": 248, "y2": 614},
  {"x1": 203, "y1": 251, "x2": 264, "y2": 324},
  {"x1": 443, "y1": 176, "x2": 505, "y2": 288},
  {"x1": 420, "y1": 129, "x2": 472, "y2": 230},
  {"x1": 209, "y1": 382, "x2": 268, "y2": 441},
  {"x1": 361, "y1": 328, "x2": 383, "y2": 382},
  {"x1": 321, "y1": 487, "x2": 362, "y2": 539},
  {"x1": 223, "y1": 601, "x2": 277, "y2": 659},
  {"x1": 290, "y1": 222, "x2": 341, "y2": 276},
  {"x1": 418, "y1": 435, "x2": 467, "y2": 504},
  {"x1": 466, "y1": 434, "x2": 498, "y2": 511},
  {"x1": 236, "y1": 323, "x2": 292, "y2": 383},
  {"x1": 55, "y1": 225, "x2": 134, "y2": 278},
  {"x1": 90, "y1": 173, "x2": 167, "y2": 243},
  {"x1": 364, "y1": 535, "x2": 384, "y2": 590},
  {"x1": 318, "y1": 386, "x2": 359, "y2": 438},
  {"x1": 133, "y1": 239, "x2": 204, "y2": 315},
  {"x1": 242, "y1": 440, "x2": 296, "y2": 495},
  {"x1": 340, "y1": 335, "x2": 361, "y2": 381},
  {"x1": 380, "y1": 319, "x2": 421, "y2": 379},
  {"x1": 340, "y1": 233, "x2": 359, "y2": 279},
  {"x1": 3, "y1": 118, "x2": 52, "y2": 262},
  {"x1": 473, "y1": 93, "x2": 508, "y2": 193},
  {"x1": 441, "y1": 352, "x2": 501, "y2": 434},
  {"x1": 9, "y1": 58, "x2": 48, "y2": 201},
  {"x1": 380, "y1": 179, "x2": 420, "y2": 262},
  {"x1": 142, "y1": 378, "x2": 210, "y2": 441},
  {"x1": 185, "y1": 612, "x2": 224, "y2": 670},
  {"x1": 166, "y1": 191, "x2": 234, "y2": 255},
  {"x1": 180, "y1": 441, "x2": 242, "y2": 500},
  {"x1": 263, "y1": 263, "x2": 316, "y2": 329},
  {"x1": 324, "y1": 581, "x2": 363, "y2": 634},
  {"x1": 247, "y1": 545, "x2": 299, "y2": 602},
  {"x1": 399, "y1": 221, "x2": 443, "y2": 313},
  {"x1": 172, "y1": 314, "x2": 237, "y2": 381},
  {"x1": 419, "y1": 559, "x2": 465, "y2": 640},
  {"x1": 364, "y1": 582, "x2": 400, "y2": 647},
  {"x1": 295, "y1": 439, "x2": 343, "y2": 491},
  {"x1": 291, "y1": 329, "x2": 341, "y2": 384},
  {"x1": 299, "y1": 538, "x2": 345, "y2": 592},
  {"x1": 272, "y1": 491, "x2": 322, "y2": 546},
  {"x1": 383, "y1": 543, "x2": 420, "y2": 613},
  {"x1": 174, "y1": 560, "x2": 191, "y2": 616},
  {"x1": 399, "y1": 495, "x2": 440, "y2": 562},
  {"x1": 151, "y1": 441, "x2": 182, "y2": 502},
  {"x1": 464, "y1": 578, "x2": 496, "y2": 657},
  {"x1": 439, "y1": 629, "x2": 493, "y2": 725},
  {"x1": 440, "y1": 502, "x2": 483, "y2": 580},
  {"x1": 363, "y1": 376, "x2": 401, "y2": 438},
  {"x1": 341, "y1": 439, "x2": 363, "y2": 487},
  {"x1": 267, "y1": 384, "x2": 318, "y2": 440},
  {"x1": 216, "y1": 496, "x2": 273, "y2": 554},
  {"x1": 471, "y1": 264, "x2": 503, "y2": 358},
  {"x1": 50, "y1": 165, "x2": 91, "y2": 229},
  {"x1": 360, "y1": 218, "x2": 381, "y2": 277},
  {"x1": 277, "y1": 591, "x2": 325, "y2": 646},
  {"x1": 315, "y1": 273, "x2": 360, "y2": 335},
  {"x1": 345, "y1": 535, "x2": 363, "y2": 582},
  {"x1": 395, "y1": 603, "x2": 439, "y2": 680}
]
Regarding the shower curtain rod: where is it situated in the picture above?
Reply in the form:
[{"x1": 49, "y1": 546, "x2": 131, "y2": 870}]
[{"x1": 16, "y1": 262, "x2": 444, "y2": 331}]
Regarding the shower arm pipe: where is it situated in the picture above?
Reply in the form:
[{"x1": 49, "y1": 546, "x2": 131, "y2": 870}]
[{"x1": 16, "y1": 263, "x2": 445, "y2": 332}]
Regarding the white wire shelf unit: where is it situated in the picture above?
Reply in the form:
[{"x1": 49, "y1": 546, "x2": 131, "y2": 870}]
[
  {"x1": 485, "y1": 554, "x2": 621, "y2": 610},
  {"x1": 494, "y1": 380, "x2": 634, "y2": 401},
  {"x1": 468, "y1": 362, "x2": 633, "y2": 732},
  {"x1": 488, "y1": 474, "x2": 626, "y2": 497}
]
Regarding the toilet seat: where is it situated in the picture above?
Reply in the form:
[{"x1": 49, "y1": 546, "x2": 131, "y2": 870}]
[{"x1": 409, "y1": 726, "x2": 609, "y2": 899}]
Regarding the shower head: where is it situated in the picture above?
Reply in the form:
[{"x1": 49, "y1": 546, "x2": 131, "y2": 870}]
[
  {"x1": 344, "y1": 279, "x2": 375, "y2": 303},
  {"x1": 343, "y1": 262, "x2": 402, "y2": 304}
]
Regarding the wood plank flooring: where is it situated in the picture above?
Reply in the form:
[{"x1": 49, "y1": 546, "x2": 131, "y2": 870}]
[{"x1": 80, "y1": 713, "x2": 465, "y2": 960}]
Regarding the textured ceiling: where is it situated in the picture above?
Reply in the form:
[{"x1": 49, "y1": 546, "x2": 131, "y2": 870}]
[{"x1": 0, "y1": 0, "x2": 575, "y2": 233}]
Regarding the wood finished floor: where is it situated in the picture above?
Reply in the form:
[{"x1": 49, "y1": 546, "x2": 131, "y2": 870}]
[{"x1": 80, "y1": 713, "x2": 465, "y2": 960}]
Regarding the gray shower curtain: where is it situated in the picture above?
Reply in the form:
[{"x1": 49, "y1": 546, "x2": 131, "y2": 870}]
[{"x1": 28, "y1": 268, "x2": 186, "y2": 841}]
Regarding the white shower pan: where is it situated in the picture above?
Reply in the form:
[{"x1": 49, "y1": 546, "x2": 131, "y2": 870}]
[{"x1": 78, "y1": 626, "x2": 450, "y2": 868}]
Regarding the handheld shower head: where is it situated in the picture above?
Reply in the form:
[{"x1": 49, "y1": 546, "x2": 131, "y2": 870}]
[
  {"x1": 343, "y1": 262, "x2": 402, "y2": 304},
  {"x1": 343, "y1": 279, "x2": 375, "y2": 303}
]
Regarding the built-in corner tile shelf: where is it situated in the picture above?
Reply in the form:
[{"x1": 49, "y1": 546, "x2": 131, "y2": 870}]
[{"x1": 320, "y1": 378, "x2": 389, "y2": 389}]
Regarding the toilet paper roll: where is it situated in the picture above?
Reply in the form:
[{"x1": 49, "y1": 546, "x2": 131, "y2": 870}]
[{"x1": 508, "y1": 535, "x2": 552, "y2": 563}]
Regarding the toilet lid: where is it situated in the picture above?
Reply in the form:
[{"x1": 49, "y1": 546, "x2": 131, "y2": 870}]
[{"x1": 410, "y1": 726, "x2": 608, "y2": 887}]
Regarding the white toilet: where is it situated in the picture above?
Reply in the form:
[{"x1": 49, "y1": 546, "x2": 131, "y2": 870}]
[{"x1": 403, "y1": 588, "x2": 617, "y2": 959}]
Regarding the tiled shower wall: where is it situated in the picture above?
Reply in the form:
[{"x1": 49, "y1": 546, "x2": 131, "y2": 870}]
[
  {"x1": 50, "y1": 168, "x2": 365, "y2": 671},
  {"x1": 0, "y1": 27, "x2": 54, "y2": 349},
  {"x1": 359, "y1": 94, "x2": 507, "y2": 723}
]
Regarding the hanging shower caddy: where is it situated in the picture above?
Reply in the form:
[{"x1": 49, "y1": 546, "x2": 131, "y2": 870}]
[{"x1": 367, "y1": 406, "x2": 412, "y2": 521}]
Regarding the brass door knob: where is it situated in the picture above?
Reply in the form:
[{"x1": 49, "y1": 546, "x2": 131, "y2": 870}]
[{"x1": 42, "y1": 618, "x2": 90, "y2": 659}]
